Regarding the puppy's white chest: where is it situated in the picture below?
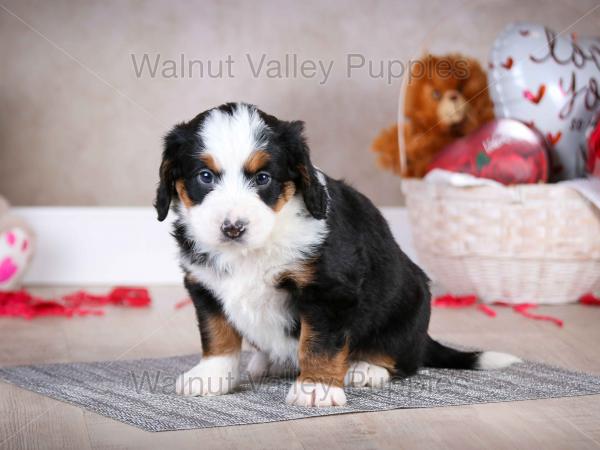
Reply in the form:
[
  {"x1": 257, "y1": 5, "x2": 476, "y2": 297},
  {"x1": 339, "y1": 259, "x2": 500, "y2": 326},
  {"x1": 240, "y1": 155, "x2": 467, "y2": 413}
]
[{"x1": 188, "y1": 258, "x2": 299, "y2": 364}]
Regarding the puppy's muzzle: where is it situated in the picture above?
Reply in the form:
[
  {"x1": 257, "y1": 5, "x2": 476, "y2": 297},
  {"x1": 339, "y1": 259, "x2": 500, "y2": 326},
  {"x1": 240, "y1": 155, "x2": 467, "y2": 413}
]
[{"x1": 221, "y1": 219, "x2": 247, "y2": 240}]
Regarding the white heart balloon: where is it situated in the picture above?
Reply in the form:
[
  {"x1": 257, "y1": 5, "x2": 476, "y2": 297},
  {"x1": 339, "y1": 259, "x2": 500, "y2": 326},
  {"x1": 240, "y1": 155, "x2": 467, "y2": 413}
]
[{"x1": 489, "y1": 21, "x2": 600, "y2": 180}]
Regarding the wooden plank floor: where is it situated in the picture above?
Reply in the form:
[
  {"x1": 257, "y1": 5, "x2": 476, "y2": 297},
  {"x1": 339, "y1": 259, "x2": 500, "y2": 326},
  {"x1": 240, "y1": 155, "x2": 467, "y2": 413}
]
[{"x1": 1, "y1": 286, "x2": 599, "y2": 449}]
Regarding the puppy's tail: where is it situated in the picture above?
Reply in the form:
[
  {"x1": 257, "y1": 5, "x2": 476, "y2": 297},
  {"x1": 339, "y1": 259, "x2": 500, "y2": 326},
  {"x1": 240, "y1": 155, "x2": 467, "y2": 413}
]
[{"x1": 424, "y1": 336, "x2": 522, "y2": 370}]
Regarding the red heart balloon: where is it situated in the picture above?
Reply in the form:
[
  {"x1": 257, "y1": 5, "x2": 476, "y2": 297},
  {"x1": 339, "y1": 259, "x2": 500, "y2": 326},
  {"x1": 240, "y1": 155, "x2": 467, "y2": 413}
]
[
  {"x1": 588, "y1": 116, "x2": 600, "y2": 177},
  {"x1": 427, "y1": 119, "x2": 549, "y2": 185}
]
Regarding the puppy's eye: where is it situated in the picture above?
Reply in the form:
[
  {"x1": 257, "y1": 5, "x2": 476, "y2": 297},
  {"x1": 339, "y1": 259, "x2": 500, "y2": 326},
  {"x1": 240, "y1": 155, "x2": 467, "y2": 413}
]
[
  {"x1": 198, "y1": 169, "x2": 214, "y2": 184},
  {"x1": 255, "y1": 172, "x2": 271, "y2": 186},
  {"x1": 432, "y1": 89, "x2": 442, "y2": 100}
]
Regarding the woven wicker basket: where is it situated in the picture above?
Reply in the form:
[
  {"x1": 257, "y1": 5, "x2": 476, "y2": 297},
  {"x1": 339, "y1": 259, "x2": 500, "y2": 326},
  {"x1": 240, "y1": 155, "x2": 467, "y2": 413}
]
[{"x1": 401, "y1": 179, "x2": 600, "y2": 304}]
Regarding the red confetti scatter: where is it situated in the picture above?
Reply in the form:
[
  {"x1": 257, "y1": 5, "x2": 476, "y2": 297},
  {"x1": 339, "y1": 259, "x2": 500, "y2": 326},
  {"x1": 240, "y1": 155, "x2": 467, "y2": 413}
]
[
  {"x1": 512, "y1": 303, "x2": 564, "y2": 328},
  {"x1": 494, "y1": 301, "x2": 563, "y2": 328},
  {"x1": 433, "y1": 294, "x2": 565, "y2": 327},
  {"x1": 174, "y1": 298, "x2": 192, "y2": 309},
  {"x1": 432, "y1": 294, "x2": 493, "y2": 318},
  {"x1": 476, "y1": 304, "x2": 497, "y2": 317},
  {"x1": 580, "y1": 293, "x2": 600, "y2": 306},
  {"x1": 432, "y1": 294, "x2": 477, "y2": 308},
  {"x1": 108, "y1": 287, "x2": 152, "y2": 307},
  {"x1": 0, "y1": 287, "x2": 151, "y2": 320}
]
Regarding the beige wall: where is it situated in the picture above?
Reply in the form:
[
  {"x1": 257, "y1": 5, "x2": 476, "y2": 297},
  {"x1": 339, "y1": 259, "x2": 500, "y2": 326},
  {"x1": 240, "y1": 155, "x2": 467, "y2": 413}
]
[{"x1": 0, "y1": 0, "x2": 598, "y2": 206}]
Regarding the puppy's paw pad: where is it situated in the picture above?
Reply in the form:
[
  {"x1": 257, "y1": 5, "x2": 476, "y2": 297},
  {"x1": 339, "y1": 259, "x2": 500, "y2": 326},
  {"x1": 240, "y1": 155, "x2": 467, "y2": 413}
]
[{"x1": 286, "y1": 381, "x2": 346, "y2": 407}]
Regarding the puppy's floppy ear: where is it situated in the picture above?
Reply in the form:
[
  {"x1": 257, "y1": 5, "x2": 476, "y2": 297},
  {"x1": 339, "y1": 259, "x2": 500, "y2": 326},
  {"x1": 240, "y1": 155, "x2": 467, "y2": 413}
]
[
  {"x1": 154, "y1": 160, "x2": 174, "y2": 222},
  {"x1": 154, "y1": 125, "x2": 187, "y2": 221},
  {"x1": 280, "y1": 120, "x2": 328, "y2": 220}
]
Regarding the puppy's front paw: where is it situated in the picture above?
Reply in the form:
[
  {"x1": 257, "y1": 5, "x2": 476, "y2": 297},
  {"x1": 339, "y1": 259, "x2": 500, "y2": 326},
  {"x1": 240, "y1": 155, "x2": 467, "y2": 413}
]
[
  {"x1": 285, "y1": 380, "x2": 347, "y2": 407},
  {"x1": 176, "y1": 354, "x2": 240, "y2": 397}
]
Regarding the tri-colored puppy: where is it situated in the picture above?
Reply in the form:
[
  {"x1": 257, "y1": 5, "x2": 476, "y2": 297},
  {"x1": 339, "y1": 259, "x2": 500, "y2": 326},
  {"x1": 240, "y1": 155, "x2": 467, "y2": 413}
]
[{"x1": 155, "y1": 102, "x2": 520, "y2": 407}]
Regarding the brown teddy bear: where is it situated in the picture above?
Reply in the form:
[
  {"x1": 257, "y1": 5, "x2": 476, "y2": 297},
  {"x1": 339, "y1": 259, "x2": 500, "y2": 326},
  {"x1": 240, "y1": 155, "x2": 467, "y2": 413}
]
[{"x1": 372, "y1": 54, "x2": 495, "y2": 177}]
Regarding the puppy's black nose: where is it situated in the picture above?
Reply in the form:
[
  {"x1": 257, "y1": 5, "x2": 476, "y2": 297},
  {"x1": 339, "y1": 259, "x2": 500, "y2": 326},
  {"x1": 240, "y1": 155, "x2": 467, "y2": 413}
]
[{"x1": 221, "y1": 219, "x2": 247, "y2": 240}]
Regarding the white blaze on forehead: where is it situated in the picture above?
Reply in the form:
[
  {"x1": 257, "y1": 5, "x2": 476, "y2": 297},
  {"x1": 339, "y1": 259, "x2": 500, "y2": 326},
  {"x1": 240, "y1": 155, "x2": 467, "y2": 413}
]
[
  {"x1": 197, "y1": 104, "x2": 268, "y2": 174},
  {"x1": 187, "y1": 104, "x2": 274, "y2": 252}
]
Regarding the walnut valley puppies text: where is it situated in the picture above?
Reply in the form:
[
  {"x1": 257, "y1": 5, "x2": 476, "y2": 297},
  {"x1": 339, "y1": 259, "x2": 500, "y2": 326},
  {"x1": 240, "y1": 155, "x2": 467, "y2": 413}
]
[{"x1": 130, "y1": 53, "x2": 470, "y2": 85}]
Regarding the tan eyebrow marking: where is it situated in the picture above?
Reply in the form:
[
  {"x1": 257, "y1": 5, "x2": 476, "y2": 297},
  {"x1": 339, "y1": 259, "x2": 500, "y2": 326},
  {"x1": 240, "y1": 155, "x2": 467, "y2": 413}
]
[
  {"x1": 199, "y1": 153, "x2": 221, "y2": 173},
  {"x1": 244, "y1": 150, "x2": 270, "y2": 173}
]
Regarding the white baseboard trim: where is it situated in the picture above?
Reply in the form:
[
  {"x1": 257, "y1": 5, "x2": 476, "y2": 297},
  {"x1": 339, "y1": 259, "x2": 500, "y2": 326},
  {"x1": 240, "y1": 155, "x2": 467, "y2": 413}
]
[{"x1": 14, "y1": 207, "x2": 416, "y2": 285}]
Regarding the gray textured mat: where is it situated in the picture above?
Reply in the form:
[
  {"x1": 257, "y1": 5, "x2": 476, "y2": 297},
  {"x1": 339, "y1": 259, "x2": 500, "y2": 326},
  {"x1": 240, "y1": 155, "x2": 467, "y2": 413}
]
[{"x1": 1, "y1": 352, "x2": 600, "y2": 432}]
